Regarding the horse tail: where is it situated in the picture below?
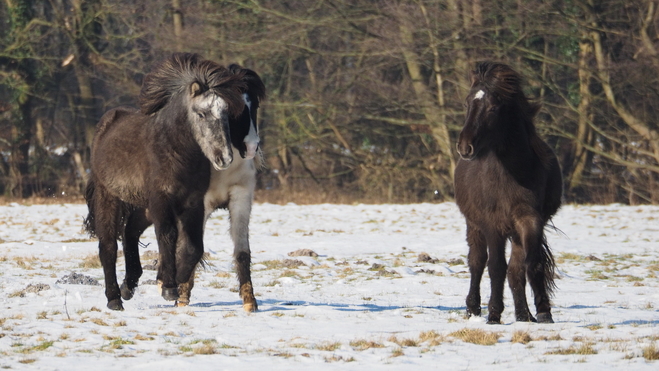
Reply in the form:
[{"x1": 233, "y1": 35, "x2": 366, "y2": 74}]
[
  {"x1": 539, "y1": 234, "x2": 557, "y2": 297},
  {"x1": 83, "y1": 176, "x2": 97, "y2": 237}
]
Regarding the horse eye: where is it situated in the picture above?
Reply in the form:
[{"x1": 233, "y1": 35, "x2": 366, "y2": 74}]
[{"x1": 197, "y1": 112, "x2": 204, "y2": 119}]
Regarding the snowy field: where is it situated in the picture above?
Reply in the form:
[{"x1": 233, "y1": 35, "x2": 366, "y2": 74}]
[{"x1": 0, "y1": 201, "x2": 657, "y2": 370}]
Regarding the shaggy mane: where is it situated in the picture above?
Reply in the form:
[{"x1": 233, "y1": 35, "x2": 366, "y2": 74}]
[
  {"x1": 139, "y1": 53, "x2": 246, "y2": 117},
  {"x1": 471, "y1": 61, "x2": 551, "y2": 168},
  {"x1": 228, "y1": 64, "x2": 266, "y2": 101}
]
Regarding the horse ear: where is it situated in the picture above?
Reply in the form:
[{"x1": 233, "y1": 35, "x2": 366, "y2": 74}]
[
  {"x1": 190, "y1": 82, "x2": 202, "y2": 97},
  {"x1": 469, "y1": 72, "x2": 478, "y2": 87}
]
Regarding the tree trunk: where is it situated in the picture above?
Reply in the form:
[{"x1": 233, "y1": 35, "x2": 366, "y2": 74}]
[
  {"x1": 398, "y1": 21, "x2": 455, "y2": 177},
  {"x1": 172, "y1": 0, "x2": 183, "y2": 51},
  {"x1": 569, "y1": 36, "x2": 595, "y2": 191}
]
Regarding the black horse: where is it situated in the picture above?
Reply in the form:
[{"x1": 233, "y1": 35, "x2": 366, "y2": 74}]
[
  {"x1": 116, "y1": 64, "x2": 266, "y2": 312},
  {"x1": 454, "y1": 62, "x2": 562, "y2": 324},
  {"x1": 84, "y1": 53, "x2": 245, "y2": 310}
]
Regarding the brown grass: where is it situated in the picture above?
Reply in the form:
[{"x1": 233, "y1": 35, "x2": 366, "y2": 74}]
[
  {"x1": 419, "y1": 330, "x2": 445, "y2": 346},
  {"x1": 316, "y1": 341, "x2": 342, "y2": 351},
  {"x1": 350, "y1": 339, "x2": 385, "y2": 351},
  {"x1": 390, "y1": 348, "x2": 404, "y2": 357},
  {"x1": 511, "y1": 331, "x2": 532, "y2": 344},
  {"x1": 78, "y1": 254, "x2": 101, "y2": 269},
  {"x1": 545, "y1": 342, "x2": 597, "y2": 355},
  {"x1": 643, "y1": 343, "x2": 659, "y2": 361},
  {"x1": 90, "y1": 318, "x2": 109, "y2": 326},
  {"x1": 449, "y1": 328, "x2": 500, "y2": 345}
]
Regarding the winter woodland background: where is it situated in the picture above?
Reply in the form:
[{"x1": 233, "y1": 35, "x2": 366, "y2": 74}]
[{"x1": 1, "y1": 0, "x2": 659, "y2": 204}]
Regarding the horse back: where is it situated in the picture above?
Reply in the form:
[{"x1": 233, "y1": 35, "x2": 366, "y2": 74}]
[{"x1": 94, "y1": 107, "x2": 140, "y2": 139}]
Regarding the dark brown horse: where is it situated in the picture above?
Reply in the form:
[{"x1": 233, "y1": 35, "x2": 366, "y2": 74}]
[
  {"x1": 454, "y1": 62, "x2": 562, "y2": 324},
  {"x1": 84, "y1": 53, "x2": 246, "y2": 310},
  {"x1": 116, "y1": 64, "x2": 266, "y2": 312}
]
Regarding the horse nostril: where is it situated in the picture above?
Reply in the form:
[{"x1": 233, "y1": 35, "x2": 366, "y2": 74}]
[{"x1": 457, "y1": 142, "x2": 475, "y2": 160}]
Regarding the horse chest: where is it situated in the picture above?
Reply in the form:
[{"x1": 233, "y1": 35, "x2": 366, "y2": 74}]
[
  {"x1": 456, "y1": 159, "x2": 533, "y2": 227},
  {"x1": 203, "y1": 153, "x2": 256, "y2": 218}
]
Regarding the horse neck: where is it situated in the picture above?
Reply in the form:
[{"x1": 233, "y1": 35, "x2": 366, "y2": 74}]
[
  {"x1": 493, "y1": 107, "x2": 538, "y2": 163},
  {"x1": 151, "y1": 101, "x2": 204, "y2": 163}
]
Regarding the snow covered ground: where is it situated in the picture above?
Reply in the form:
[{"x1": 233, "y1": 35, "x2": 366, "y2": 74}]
[{"x1": 0, "y1": 202, "x2": 657, "y2": 370}]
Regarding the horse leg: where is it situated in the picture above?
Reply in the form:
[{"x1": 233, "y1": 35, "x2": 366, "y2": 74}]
[
  {"x1": 508, "y1": 235, "x2": 534, "y2": 322},
  {"x1": 486, "y1": 233, "x2": 507, "y2": 324},
  {"x1": 515, "y1": 210, "x2": 555, "y2": 323},
  {"x1": 94, "y1": 186, "x2": 123, "y2": 310},
  {"x1": 174, "y1": 204, "x2": 205, "y2": 292},
  {"x1": 465, "y1": 223, "x2": 487, "y2": 318},
  {"x1": 150, "y1": 197, "x2": 179, "y2": 301},
  {"x1": 229, "y1": 187, "x2": 257, "y2": 312},
  {"x1": 176, "y1": 264, "x2": 196, "y2": 307},
  {"x1": 120, "y1": 208, "x2": 151, "y2": 301}
]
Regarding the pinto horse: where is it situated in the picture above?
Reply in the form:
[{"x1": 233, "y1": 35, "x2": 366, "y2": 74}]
[
  {"x1": 84, "y1": 53, "x2": 245, "y2": 310},
  {"x1": 454, "y1": 62, "x2": 562, "y2": 324},
  {"x1": 93, "y1": 64, "x2": 266, "y2": 312}
]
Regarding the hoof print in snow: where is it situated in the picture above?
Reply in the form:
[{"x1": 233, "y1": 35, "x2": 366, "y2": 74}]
[{"x1": 56, "y1": 272, "x2": 101, "y2": 286}]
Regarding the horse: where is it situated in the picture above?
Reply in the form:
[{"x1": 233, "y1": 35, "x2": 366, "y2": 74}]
[
  {"x1": 453, "y1": 61, "x2": 563, "y2": 324},
  {"x1": 182, "y1": 63, "x2": 266, "y2": 312},
  {"x1": 84, "y1": 53, "x2": 246, "y2": 310},
  {"x1": 93, "y1": 64, "x2": 265, "y2": 312},
  {"x1": 99, "y1": 64, "x2": 266, "y2": 312}
]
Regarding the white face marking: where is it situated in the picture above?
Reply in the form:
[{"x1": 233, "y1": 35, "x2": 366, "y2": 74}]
[
  {"x1": 210, "y1": 95, "x2": 229, "y2": 118},
  {"x1": 474, "y1": 90, "x2": 485, "y2": 100},
  {"x1": 192, "y1": 94, "x2": 232, "y2": 170},
  {"x1": 242, "y1": 93, "x2": 259, "y2": 159}
]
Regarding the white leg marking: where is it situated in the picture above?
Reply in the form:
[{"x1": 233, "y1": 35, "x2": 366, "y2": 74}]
[{"x1": 229, "y1": 186, "x2": 253, "y2": 255}]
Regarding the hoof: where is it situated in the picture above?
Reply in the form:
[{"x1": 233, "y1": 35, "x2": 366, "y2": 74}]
[
  {"x1": 486, "y1": 316, "x2": 501, "y2": 325},
  {"x1": 537, "y1": 312, "x2": 554, "y2": 323},
  {"x1": 161, "y1": 287, "x2": 179, "y2": 301},
  {"x1": 120, "y1": 282, "x2": 135, "y2": 301},
  {"x1": 107, "y1": 299, "x2": 124, "y2": 311},
  {"x1": 515, "y1": 313, "x2": 537, "y2": 323},
  {"x1": 466, "y1": 308, "x2": 481, "y2": 319},
  {"x1": 243, "y1": 302, "x2": 258, "y2": 313},
  {"x1": 175, "y1": 300, "x2": 189, "y2": 307}
]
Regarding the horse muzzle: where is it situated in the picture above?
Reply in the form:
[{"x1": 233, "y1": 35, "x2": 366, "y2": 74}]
[
  {"x1": 456, "y1": 142, "x2": 476, "y2": 161},
  {"x1": 212, "y1": 148, "x2": 233, "y2": 170},
  {"x1": 243, "y1": 142, "x2": 259, "y2": 160}
]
